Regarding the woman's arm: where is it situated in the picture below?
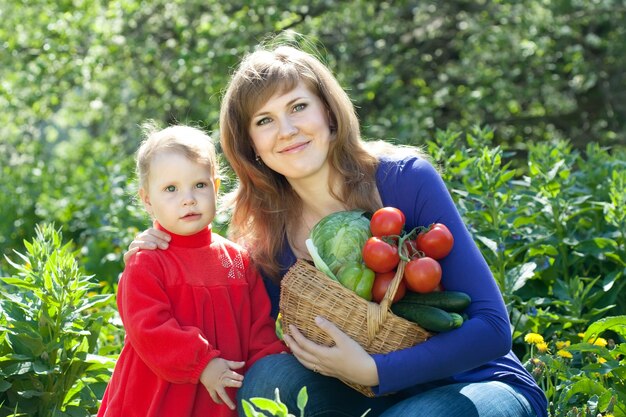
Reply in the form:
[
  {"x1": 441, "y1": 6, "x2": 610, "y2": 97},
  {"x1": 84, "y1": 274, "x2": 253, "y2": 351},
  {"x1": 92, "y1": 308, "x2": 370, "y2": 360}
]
[
  {"x1": 371, "y1": 156, "x2": 511, "y2": 394},
  {"x1": 285, "y1": 156, "x2": 511, "y2": 393},
  {"x1": 123, "y1": 226, "x2": 171, "y2": 263}
]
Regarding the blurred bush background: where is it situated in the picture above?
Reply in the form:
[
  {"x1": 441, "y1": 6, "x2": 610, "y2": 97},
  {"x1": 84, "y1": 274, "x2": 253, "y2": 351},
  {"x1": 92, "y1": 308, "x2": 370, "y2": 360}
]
[{"x1": 2, "y1": 1, "x2": 625, "y2": 283}]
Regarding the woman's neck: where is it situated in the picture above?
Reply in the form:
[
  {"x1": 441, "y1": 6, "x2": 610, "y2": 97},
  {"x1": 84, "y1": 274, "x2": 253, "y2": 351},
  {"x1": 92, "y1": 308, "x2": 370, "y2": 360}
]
[
  {"x1": 286, "y1": 170, "x2": 346, "y2": 259},
  {"x1": 288, "y1": 172, "x2": 345, "y2": 224}
]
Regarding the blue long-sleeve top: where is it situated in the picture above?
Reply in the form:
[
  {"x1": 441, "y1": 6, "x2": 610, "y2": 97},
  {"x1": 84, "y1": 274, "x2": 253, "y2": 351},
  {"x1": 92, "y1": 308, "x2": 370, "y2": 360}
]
[{"x1": 261, "y1": 155, "x2": 548, "y2": 417}]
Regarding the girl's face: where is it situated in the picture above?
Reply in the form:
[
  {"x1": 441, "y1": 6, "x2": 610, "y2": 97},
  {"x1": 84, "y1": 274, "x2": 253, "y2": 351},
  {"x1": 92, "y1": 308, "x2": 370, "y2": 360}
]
[
  {"x1": 140, "y1": 150, "x2": 219, "y2": 236},
  {"x1": 248, "y1": 81, "x2": 334, "y2": 182}
]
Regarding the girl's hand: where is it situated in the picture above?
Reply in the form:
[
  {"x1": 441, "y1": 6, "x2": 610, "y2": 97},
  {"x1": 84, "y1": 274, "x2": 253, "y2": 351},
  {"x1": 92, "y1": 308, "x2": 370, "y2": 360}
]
[
  {"x1": 283, "y1": 316, "x2": 379, "y2": 386},
  {"x1": 123, "y1": 227, "x2": 171, "y2": 263},
  {"x1": 199, "y1": 358, "x2": 245, "y2": 410}
]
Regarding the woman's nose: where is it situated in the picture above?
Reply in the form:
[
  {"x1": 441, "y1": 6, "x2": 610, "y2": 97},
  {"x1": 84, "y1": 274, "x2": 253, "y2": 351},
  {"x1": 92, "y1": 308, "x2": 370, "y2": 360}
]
[{"x1": 278, "y1": 118, "x2": 298, "y2": 139}]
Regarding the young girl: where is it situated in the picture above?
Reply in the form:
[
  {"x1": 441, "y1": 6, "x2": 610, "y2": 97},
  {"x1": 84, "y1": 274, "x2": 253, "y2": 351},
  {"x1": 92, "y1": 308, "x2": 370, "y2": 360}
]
[{"x1": 98, "y1": 123, "x2": 285, "y2": 417}]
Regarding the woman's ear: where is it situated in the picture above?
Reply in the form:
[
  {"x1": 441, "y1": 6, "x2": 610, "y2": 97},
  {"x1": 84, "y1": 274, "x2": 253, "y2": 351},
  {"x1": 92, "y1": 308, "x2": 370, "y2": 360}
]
[{"x1": 139, "y1": 188, "x2": 153, "y2": 215}]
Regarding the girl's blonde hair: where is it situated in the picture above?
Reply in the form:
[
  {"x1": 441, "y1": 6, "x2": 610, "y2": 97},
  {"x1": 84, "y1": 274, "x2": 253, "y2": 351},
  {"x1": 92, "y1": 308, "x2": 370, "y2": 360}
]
[
  {"x1": 136, "y1": 121, "x2": 219, "y2": 190},
  {"x1": 219, "y1": 42, "x2": 419, "y2": 279}
]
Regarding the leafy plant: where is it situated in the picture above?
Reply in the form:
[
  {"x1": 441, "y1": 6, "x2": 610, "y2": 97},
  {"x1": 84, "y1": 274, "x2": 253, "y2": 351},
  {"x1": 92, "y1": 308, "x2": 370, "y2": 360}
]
[
  {"x1": 241, "y1": 386, "x2": 371, "y2": 417},
  {"x1": 523, "y1": 316, "x2": 626, "y2": 417},
  {"x1": 0, "y1": 224, "x2": 117, "y2": 417},
  {"x1": 242, "y1": 387, "x2": 308, "y2": 417}
]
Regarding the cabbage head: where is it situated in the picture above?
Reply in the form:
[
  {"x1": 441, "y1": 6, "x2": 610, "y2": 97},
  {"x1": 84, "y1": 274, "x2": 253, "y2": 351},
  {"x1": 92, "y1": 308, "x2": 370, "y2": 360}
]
[{"x1": 305, "y1": 210, "x2": 371, "y2": 281}]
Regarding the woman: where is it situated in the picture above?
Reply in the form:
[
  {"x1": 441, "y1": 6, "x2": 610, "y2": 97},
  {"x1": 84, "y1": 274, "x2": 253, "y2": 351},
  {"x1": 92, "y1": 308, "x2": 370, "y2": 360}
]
[{"x1": 126, "y1": 41, "x2": 547, "y2": 417}]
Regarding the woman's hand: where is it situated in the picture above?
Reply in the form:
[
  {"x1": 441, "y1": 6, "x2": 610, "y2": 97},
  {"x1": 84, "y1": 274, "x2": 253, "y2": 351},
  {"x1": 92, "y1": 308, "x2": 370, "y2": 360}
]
[
  {"x1": 123, "y1": 227, "x2": 171, "y2": 263},
  {"x1": 283, "y1": 316, "x2": 379, "y2": 386},
  {"x1": 199, "y1": 358, "x2": 245, "y2": 410}
]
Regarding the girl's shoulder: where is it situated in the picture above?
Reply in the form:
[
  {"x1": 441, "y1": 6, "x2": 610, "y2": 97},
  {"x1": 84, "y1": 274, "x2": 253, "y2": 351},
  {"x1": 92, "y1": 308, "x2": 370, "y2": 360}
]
[{"x1": 210, "y1": 232, "x2": 253, "y2": 264}]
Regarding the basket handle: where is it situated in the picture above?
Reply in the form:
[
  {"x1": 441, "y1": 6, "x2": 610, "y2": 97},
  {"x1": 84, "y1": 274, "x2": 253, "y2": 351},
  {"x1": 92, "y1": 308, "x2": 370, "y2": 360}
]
[
  {"x1": 380, "y1": 259, "x2": 406, "y2": 311},
  {"x1": 365, "y1": 260, "x2": 407, "y2": 342}
]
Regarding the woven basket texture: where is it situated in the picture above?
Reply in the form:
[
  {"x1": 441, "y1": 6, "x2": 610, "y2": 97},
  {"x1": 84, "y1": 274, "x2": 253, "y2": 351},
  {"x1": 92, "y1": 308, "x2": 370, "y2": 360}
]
[{"x1": 279, "y1": 259, "x2": 431, "y2": 397}]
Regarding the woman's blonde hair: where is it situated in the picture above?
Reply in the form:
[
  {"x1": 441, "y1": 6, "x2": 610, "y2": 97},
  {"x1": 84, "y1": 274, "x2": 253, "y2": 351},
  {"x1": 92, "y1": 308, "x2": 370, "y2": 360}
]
[
  {"x1": 136, "y1": 121, "x2": 219, "y2": 191},
  {"x1": 219, "y1": 41, "x2": 412, "y2": 279}
]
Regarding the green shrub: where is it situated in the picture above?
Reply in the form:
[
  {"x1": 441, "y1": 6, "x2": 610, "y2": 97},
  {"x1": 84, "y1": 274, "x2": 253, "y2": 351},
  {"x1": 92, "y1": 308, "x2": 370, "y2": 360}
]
[
  {"x1": 0, "y1": 224, "x2": 117, "y2": 417},
  {"x1": 523, "y1": 316, "x2": 626, "y2": 416}
]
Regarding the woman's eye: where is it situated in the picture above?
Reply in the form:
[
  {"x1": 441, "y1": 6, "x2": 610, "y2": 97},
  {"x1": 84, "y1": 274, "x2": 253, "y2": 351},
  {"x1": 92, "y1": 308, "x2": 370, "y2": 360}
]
[
  {"x1": 293, "y1": 103, "x2": 306, "y2": 112},
  {"x1": 165, "y1": 185, "x2": 176, "y2": 192},
  {"x1": 256, "y1": 117, "x2": 271, "y2": 126}
]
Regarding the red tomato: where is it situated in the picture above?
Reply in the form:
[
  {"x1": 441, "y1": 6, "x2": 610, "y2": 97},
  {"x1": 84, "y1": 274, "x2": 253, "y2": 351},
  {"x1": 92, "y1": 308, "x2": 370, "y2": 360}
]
[
  {"x1": 370, "y1": 207, "x2": 406, "y2": 237},
  {"x1": 371, "y1": 270, "x2": 406, "y2": 303},
  {"x1": 416, "y1": 223, "x2": 454, "y2": 260},
  {"x1": 404, "y1": 257, "x2": 442, "y2": 293},
  {"x1": 362, "y1": 237, "x2": 400, "y2": 273}
]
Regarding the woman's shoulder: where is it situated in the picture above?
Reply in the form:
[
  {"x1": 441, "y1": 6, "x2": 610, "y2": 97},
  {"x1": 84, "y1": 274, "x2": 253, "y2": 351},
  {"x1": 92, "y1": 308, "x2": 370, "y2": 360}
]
[{"x1": 376, "y1": 150, "x2": 438, "y2": 182}]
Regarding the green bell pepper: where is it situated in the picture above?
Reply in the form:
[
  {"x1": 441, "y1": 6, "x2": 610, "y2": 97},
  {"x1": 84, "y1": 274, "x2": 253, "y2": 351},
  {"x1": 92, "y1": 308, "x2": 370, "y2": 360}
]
[{"x1": 336, "y1": 262, "x2": 375, "y2": 301}]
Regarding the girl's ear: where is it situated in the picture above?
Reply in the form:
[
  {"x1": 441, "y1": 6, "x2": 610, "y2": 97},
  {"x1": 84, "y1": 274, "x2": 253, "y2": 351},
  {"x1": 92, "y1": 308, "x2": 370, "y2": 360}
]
[{"x1": 139, "y1": 188, "x2": 153, "y2": 215}]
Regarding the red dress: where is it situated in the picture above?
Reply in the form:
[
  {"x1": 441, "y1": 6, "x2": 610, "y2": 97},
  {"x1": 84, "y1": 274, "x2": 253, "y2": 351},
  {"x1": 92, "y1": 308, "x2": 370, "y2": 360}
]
[{"x1": 97, "y1": 223, "x2": 285, "y2": 417}]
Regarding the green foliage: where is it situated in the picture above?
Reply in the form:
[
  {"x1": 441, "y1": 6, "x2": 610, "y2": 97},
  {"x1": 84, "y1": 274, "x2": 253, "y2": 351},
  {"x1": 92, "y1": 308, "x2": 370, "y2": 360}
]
[
  {"x1": 427, "y1": 129, "x2": 626, "y2": 345},
  {"x1": 0, "y1": 224, "x2": 117, "y2": 417},
  {"x1": 523, "y1": 316, "x2": 626, "y2": 416},
  {"x1": 242, "y1": 387, "x2": 308, "y2": 417},
  {"x1": 2, "y1": 0, "x2": 625, "y2": 285},
  {"x1": 241, "y1": 386, "x2": 372, "y2": 417}
]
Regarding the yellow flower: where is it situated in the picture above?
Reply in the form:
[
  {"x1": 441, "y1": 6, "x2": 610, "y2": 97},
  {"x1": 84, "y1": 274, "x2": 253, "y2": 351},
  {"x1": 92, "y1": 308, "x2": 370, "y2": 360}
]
[
  {"x1": 536, "y1": 341, "x2": 550, "y2": 353},
  {"x1": 524, "y1": 333, "x2": 544, "y2": 345},
  {"x1": 597, "y1": 357, "x2": 607, "y2": 364},
  {"x1": 557, "y1": 349, "x2": 573, "y2": 359},
  {"x1": 577, "y1": 332, "x2": 585, "y2": 339},
  {"x1": 555, "y1": 340, "x2": 570, "y2": 350},
  {"x1": 591, "y1": 337, "x2": 608, "y2": 347}
]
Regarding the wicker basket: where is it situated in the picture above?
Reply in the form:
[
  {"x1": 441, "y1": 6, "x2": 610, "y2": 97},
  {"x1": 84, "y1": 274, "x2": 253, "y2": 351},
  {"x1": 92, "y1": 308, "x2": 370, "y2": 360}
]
[{"x1": 279, "y1": 258, "x2": 431, "y2": 397}]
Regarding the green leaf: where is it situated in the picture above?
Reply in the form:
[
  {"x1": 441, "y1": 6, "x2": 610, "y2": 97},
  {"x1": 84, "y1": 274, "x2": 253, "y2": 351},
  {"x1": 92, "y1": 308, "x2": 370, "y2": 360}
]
[
  {"x1": 296, "y1": 386, "x2": 308, "y2": 416},
  {"x1": 475, "y1": 235, "x2": 498, "y2": 255},
  {"x1": 249, "y1": 397, "x2": 288, "y2": 416},
  {"x1": 0, "y1": 379, "x2": 11, "y2": 392},
  {"x1": 0, "y1": 277, "x2": 39, "y2": 291},
  {"x1": 560, "y1": 378, "x2": 607, "y2": 405},
  {"x1": 8, "y1": 332, "x2": 45, "y2": 357},
  {"x1": 584, "y1": 315, "x2": 626, "y2": 340},
  {"x1": 305, "y1": 239, "x2": 337, "y2": 281},
  {"x1": 73, "y1": 294, "x2": 113, "y2": 314},
  {"x1": 241, "y1": 400, "x2": 262, "y2": 417},
  {"x1": 506, "y1": 262, "x2": 537, "y2": 292}
]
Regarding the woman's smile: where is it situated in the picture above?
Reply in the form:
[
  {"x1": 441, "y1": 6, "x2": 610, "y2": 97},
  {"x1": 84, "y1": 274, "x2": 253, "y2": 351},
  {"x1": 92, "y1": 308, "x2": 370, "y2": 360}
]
[{"x1": 278, "y1": 141, "x2": 311, "y2": 154}]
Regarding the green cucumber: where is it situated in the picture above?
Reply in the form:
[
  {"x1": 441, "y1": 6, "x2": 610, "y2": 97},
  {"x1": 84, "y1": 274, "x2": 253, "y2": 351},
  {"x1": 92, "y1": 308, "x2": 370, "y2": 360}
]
[
  {"x1": 391, "y1": 303, "x2": 464, "y2": 332},
  {"x1": 400, "y1": 290, "x2": 471, "y2": 312}
]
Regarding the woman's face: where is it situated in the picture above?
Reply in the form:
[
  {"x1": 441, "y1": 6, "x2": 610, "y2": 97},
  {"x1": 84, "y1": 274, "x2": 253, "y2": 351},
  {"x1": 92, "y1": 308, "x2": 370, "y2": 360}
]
[{"x1": 248, "y1": 81, "x2": 333, "y2": 182}]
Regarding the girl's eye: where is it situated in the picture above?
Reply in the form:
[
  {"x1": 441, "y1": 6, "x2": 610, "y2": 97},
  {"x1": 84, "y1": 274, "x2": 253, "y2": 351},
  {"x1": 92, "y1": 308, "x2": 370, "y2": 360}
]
[
  {"x1": 165, "y1": 185, "x2": 176, "y2": 192},
  {"x1": 293, "y1": 103, "x2": 306, "y2": 112},
  {"x1": 256, "y1": 117, "x2": 271, "y2": 126},
  {"x1": 195, "y1": 182, "x2": 207, "y2": 189}
]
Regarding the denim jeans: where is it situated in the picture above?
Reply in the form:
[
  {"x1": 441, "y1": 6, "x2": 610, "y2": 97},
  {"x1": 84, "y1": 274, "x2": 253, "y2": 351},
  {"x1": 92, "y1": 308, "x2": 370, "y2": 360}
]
[{"x1": 237, "y1": 354, "x2": 537, "y2": 417}]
